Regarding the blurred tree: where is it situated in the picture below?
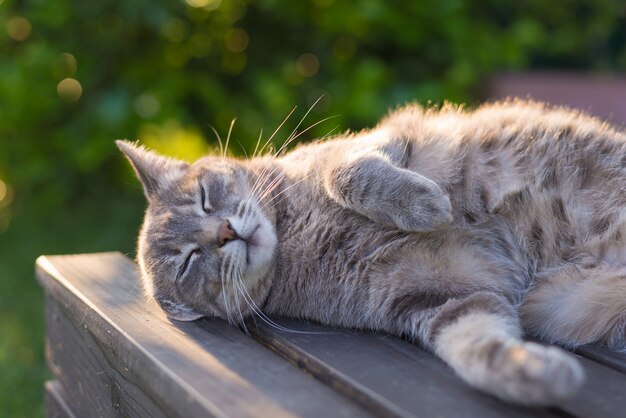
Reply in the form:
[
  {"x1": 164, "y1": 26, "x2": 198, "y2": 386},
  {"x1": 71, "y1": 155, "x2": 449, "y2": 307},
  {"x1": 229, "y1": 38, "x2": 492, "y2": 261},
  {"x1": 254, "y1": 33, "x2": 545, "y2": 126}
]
[{"x1": 1, "y1": 0, "x2": 625, "y2": 222}]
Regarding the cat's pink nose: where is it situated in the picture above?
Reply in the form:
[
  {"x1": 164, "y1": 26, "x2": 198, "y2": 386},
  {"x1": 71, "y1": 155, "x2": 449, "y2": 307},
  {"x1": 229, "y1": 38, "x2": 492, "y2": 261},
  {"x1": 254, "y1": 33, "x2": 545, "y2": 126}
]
[{"x1": 218, "y1": 220, "x2": 238, "y2": 246}]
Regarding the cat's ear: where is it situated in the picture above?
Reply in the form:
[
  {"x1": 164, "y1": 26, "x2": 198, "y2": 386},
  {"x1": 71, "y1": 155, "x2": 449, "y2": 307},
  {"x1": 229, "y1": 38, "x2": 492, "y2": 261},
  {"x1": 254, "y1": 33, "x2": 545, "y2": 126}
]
[
  {"x1": 156, "y1": 295, "x2": 205, "y2": 322},
  {"x1": 116, "y1": 140, "x2": 188, "y2": 200}
]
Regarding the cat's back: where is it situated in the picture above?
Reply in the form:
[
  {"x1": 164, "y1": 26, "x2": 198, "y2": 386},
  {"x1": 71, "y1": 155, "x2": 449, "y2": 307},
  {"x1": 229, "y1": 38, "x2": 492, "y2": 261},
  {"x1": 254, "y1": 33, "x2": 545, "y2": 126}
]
[
  {"x1": 279, "y1": 100, "x2": 626, "y2": 183},
  {"x1": 269, "y1": 100, "x2": 626, "y2": 282}
]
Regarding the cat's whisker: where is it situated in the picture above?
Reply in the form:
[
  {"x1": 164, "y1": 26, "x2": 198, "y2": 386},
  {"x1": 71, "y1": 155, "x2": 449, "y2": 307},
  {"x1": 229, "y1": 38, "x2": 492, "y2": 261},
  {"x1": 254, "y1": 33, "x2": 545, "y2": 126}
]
[
  {"x1": 224, "y1": 256, "x2": 243, "y2": 326},
  {"x1": 235, "y1": 199, "x2": 245, "y2": 218},
  {"x1": 279, "y1": 96, "x2": 324, "y2": 155},
  {"x1": 220, "y1": 268, "x2": 232, "y2": 326},
  {"x1": 229, "y1": 259, "x2": 246, "y2": 331},
  {"x1": 253, "y1": 128, "x2": 263, "y2": 158},
  {"x1": 238, "y1": 195, "x2": 256, "y2": 222},
  {"x1": 232, "y1": 278, "x2": 248, "y2": 334},
  {"x1": 208, "y1": 124, "x2": 224, "y2": 158},
  {"x1": 234, "y1": 273, "x2": 332, "y2": 335},
  {"x1": 237, "y1": 198, "x2": 249, "y2": 219},
  {"x1": 257, "y1": 106, "x2": 297, "y2": 157},
  {"x1": 230, "y1": 255, "x2": 250, "y2": 334},
  {"x1": 224, "y1": 118, "x2": 237, "y2": 158},
  {"x1": 245, "y1": 167, "x2": 285, "y2": 216},
  {"x1": 126, "y1": 277, "x2": 141, "y2": 299},
  {"x1": 249, "y1": 163, "x2": 281, "y2": 198},
  {"x1": 260, "y1": 191, "x2": 291, "y2": 212},
  {"x1": 244, "y1": 199, "x2": 255, "y2": 219},
  {"x1": 254, "y1": 164, "x2": 285, "y2": 194},
  {"x1": 237, "y1": 197, "x2": 256, "y2": 227},
  {"x1": 242, "y1": 201, "x2": 255, "y2": 230},
  {"x1": 320, "y1": 125, "x2": 340, "y2": 141},
  {"x1": 261, "y1": 173, "x2": 313, "y2": 211},
  {"x1": 235, "y1": 139, "x2": 249, "y2": 159},
  {"x1": 247, "y1": 148, "x2": 285, "y2": 198},
  {"x1": 220, "y1": 255, "x2": 235, "y2": 326},
  {"x1": 276, "y1": 115, "x2": 341, "y2": 156},
  {"x1": 257, "y1": 172, "x2": 284, "y2": 202}
]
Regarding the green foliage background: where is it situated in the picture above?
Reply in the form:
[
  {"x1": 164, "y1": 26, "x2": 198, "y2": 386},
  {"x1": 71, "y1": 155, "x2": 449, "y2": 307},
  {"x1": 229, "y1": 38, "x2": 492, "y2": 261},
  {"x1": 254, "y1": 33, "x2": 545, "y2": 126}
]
[{"x1": 1, "y1": 0, "x2": 625, "y2": 415}]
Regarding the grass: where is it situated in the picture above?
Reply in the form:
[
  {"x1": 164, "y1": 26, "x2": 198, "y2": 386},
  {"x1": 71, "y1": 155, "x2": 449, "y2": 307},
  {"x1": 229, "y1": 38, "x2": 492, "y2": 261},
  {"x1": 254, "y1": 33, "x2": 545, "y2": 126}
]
[{"x1": 0, "y1": 190, "x2": 144, "y2": 417}]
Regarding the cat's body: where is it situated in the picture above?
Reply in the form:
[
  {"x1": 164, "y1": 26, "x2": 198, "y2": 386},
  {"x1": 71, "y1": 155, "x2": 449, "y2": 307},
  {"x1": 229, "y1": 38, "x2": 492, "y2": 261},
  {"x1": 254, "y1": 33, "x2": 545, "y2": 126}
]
[{"x1": 117, "y1": 100, "x2": 626, "y2": 406}]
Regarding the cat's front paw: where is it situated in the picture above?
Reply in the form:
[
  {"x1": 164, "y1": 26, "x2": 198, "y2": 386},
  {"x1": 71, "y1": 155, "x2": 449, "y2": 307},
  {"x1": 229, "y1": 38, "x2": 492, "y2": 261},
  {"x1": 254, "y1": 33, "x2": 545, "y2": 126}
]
[{"x1": 388, "y1": 175, "x2": 453, "y2": 232}]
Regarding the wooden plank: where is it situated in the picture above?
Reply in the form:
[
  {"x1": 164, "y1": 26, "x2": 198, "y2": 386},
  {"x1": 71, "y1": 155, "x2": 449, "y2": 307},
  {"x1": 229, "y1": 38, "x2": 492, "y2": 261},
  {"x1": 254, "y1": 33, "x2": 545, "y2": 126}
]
[
  {"x1": 554, "y1": 356, "x2": 626, "y2": 418},
  {"x1": 576, "y1": 345, "x2": 626, "y2": 374},
  {"x1": 37, "y1": 252, "x2": 372, "y2": 418},
  {"x1": 386, "y1": 337, "x2": 626, "y2": 418},
  {"x1": 39, "y1": 252, "x2": 626, "y2": 418},
  {"x1": 45, "y1": 380, "x2": 77, "y2": 418},
  {"x1": 45, "y1": 298, "x2": 170, "y2": 418},
  {"x1": 251, "y1": 319, "x2": 559, "y2": 418}
]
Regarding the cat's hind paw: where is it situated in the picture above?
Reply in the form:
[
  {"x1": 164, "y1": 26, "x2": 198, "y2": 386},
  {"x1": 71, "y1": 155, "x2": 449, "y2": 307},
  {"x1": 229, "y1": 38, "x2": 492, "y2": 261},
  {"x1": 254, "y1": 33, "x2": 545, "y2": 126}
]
[{"x1": 488, "y1": 341, "x2": 585, "y2": 406}]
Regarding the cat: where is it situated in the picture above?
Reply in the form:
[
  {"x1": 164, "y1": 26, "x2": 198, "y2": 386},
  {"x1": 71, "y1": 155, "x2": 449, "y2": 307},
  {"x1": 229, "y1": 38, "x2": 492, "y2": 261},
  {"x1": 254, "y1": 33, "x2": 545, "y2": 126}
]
[{"x1": 117, "y1": 99, "x2": 626, "y2": 406}]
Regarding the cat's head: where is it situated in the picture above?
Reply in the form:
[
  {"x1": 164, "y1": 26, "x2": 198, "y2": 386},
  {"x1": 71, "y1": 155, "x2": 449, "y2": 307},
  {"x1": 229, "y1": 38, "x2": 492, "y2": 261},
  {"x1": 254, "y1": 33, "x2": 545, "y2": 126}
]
[{"x1": 116, "y1": 140, "x2": 278, "y2": 322}]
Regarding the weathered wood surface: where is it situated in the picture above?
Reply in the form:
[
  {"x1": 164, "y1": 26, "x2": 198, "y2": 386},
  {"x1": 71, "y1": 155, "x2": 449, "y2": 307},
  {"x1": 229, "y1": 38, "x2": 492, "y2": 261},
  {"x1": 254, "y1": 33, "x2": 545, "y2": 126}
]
[
  {"x1": 576, "y1": 345, "x2": 626, "y2": 374},
  {"x1": 38, "y1": 252, "x2": 626, "y2": 418},
  {"x1": 45, "y1": 380, "x2": 76, "y2": 418},
  {"x1": 251, "y1": 322, "x2": 551, "y2": 418},
  {"x1": 38, "y1": 253, "x2": 371, "y2": 418}
]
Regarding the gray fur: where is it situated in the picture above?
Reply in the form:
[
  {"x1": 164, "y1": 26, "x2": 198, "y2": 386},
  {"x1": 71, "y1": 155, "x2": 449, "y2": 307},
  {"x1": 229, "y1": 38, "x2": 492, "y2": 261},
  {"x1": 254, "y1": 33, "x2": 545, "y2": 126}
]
[{"x1": 117, "y1": 99, "x2": 626, "y2": 405}]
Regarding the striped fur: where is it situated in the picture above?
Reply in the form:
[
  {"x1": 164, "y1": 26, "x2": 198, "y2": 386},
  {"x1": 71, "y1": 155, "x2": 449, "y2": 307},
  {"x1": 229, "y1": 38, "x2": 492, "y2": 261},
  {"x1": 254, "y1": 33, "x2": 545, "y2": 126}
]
[{"x1": 118, "y1": 99, "x2": 626, "y2": 405}]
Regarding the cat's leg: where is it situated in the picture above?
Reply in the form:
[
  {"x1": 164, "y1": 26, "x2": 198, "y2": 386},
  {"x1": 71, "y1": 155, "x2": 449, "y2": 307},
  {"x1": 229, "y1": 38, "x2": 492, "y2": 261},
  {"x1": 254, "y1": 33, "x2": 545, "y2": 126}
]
[
  {"x1": 406, "y1": 291, "x2": 584, "y2": 405},
  {"x1": 323, "y1": 150, "x2": 452, "y2": 232},
  {"x1": 521, "y1": 263, "x2": 626, "y2": 351}
]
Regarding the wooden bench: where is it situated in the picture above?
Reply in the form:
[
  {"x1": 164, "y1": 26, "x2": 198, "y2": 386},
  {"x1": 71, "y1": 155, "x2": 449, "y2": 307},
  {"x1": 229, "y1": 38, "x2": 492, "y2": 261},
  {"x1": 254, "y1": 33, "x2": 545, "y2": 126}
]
[{"x1": 37, "y1": 252, "x2": 626, "y2": 418}]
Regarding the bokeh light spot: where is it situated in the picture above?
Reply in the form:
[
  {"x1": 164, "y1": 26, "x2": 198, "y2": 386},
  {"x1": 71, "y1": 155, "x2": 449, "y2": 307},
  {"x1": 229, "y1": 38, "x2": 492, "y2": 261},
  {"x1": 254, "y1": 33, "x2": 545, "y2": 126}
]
[
  {"x1": 296, "y1": 53, "x2": 320, "y2": 77},
  {"x1": 57, "y1": 78, "x2": 83, "y2": 102},
  {"x1": 185, "y1": 0, "x2": 222, "y2": 10},
  {"x1": 0, "y1": 180, "x2": 7, "y2": 203},
  {"x1": 139, "y1": 121, "x2": 210, "y2": 161},
  {"x1": 0, "y1": 178, "x2": 11, "y2": 232},
  {"x1": 7, "y1": 17, "x2": 32, "y2": 42},
  {"x1": 134, "y1": 94, "x2": 161, "y2": 119},
  {"x1": 224, "y1": 28, "x2": 249, "y2": 53},
  {"x1": 0, "y1": 179, "x2": 14, "y2": 209},
  {"x1": 52, "y1": 53, "x2": 78, "y2": 79}
]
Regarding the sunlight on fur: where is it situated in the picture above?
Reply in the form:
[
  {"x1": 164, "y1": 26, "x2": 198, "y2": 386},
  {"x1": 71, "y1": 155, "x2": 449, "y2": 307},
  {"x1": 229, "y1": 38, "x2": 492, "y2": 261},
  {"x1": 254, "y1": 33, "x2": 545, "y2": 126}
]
[{"x1": 118, "y1": 99, "x2": 626, "y2": 405}]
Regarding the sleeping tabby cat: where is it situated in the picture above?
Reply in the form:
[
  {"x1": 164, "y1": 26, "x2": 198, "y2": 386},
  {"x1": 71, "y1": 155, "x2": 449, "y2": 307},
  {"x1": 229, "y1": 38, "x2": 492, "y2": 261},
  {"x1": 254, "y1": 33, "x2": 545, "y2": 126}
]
[{"x1": 117, "y1": 100, "x2": 626, "y2": 405}]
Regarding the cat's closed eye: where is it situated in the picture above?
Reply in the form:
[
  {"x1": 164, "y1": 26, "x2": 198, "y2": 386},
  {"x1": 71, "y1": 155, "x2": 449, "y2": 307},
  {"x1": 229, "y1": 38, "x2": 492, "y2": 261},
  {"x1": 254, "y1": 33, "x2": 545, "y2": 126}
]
[{"x1": 178, "y1": 248, "x2": 201, "y2": 281}]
